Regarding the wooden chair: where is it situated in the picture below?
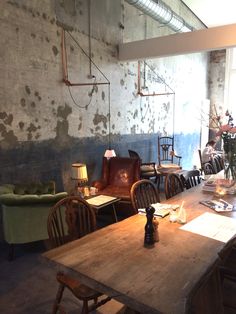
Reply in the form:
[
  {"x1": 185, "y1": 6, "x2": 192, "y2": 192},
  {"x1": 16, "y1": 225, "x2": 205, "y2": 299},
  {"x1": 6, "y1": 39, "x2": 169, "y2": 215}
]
[
  {"x1": 218, "y1": 237, "x2": 236, "y2": 311},
  {"x1": 92, "y1": 157, "x2": 140, "y2": 203},
  {"x1": 128, "y1": 149, "x2": 160, "y2": 184},
  {"x1": 165, "y1": 173, "x2": 184, "y2": 199},
  {"x1": 47, "y1": 196, "x2": 111, "y2": 314},
  {"x1": 157, "y1": 136, "x2": 182, "y2": 169},
  {"x1": 198, "y1": 149, "x2": 204, "y2": 174},
  {"x1": 211, "y1": 155, "x2": 224, "y2": 173},
  {"x1": 181, "y1": 170, "x2": 201, "y2": 189},
  {"x1": 217, "y1": 154, "x2": 224, "y2": 169},
  {"x1": 130, "y1": 179, "x2": 160, "y2": 213},
  {"x1": 203, "y1": 162, "x2": 214, "y2": 175}
]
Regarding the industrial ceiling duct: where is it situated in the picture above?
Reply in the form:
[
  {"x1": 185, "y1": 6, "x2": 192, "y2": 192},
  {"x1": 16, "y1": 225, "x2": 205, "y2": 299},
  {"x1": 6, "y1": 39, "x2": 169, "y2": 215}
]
[{"x1": 125, "y1": 0, "x2": 194, "y2": 33}]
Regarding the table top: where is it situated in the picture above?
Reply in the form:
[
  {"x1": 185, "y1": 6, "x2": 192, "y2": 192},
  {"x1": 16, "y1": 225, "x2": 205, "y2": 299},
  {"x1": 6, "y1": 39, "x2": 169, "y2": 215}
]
[{"x1": 43, "y1": 183, "x2": 236, "y2": 314}]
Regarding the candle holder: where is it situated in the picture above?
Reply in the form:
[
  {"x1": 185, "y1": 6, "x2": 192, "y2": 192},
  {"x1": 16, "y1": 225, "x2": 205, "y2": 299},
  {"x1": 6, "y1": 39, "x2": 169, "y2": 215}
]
[{"x1": 215, "y1": 185, "x2": 226, "y2": 198}]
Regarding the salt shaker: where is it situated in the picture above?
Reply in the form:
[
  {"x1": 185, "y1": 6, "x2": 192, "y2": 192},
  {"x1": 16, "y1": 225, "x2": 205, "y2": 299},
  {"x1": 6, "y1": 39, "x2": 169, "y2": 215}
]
[{"x1": 153, "y1": 217, "x2": 159, "y2": 242}]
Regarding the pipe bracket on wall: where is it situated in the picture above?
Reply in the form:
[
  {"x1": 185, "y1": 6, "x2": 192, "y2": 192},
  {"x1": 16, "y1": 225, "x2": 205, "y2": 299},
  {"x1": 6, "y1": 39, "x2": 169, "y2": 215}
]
[
  {"x1": 137, "y1": 61, "x2": 175, "y2": 97},
  {"x1": 61, "y1": 28, "x2": 110, "y2": 88}
]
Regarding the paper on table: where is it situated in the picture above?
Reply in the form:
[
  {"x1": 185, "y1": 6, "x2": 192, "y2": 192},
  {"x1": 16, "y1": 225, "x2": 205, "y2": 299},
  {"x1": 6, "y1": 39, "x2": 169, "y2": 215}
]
[
  {"x1": 180, "y1": 212, "x2": 236, "y2": 243},
  {"x1": 138, "y1": 203, "x2": 179, "y2": 218},
  {"x1": 86, "y1": 195, "x2": 117, "y2": 206},
  {"x1": 199, "y1": 200, "x2": 233, "y2": 212},
  {"x1": 151, "y1": 203, "x2": 179, "y2": 211}
]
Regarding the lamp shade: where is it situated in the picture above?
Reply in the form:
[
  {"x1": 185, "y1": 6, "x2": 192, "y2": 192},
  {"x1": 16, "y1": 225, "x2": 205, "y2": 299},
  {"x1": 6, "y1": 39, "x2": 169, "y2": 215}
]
[
  {"x1": 71, "y1": 163, "x2": 88, "y2": 181},
  {"x1": 104, "y1": 149, "x2": 116, "y2": 158}
]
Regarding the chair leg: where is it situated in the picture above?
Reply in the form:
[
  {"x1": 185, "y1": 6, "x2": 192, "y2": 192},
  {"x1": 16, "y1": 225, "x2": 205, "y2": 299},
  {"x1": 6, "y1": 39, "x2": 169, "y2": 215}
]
[
  {"x1": 155, "y1": 175, "x2": 160, "y2": 186},
  {"x1": 52, "y1": 283, "x2": 65, "y2": 314},
  {"x1": 81, "y1": 300, "x2": 89, "y2": 314},
  {"x1": 8, "y1": 244, "x2": 14, "y2": 261},
  {"x1": 58, "y1": 305, "x2": 67, "y2": 314},
  {"x1": 112, "y1": 204, "x2": 118, "y2": 222},
  {"x1": 156, "y1": 176, "x2": 161, "y2": 190}
]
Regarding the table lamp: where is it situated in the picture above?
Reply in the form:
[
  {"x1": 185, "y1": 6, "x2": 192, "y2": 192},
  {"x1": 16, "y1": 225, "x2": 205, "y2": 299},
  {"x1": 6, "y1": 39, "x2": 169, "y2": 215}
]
[{"x1": 71, "y1": 163, "x2": 88, "y2": 195}]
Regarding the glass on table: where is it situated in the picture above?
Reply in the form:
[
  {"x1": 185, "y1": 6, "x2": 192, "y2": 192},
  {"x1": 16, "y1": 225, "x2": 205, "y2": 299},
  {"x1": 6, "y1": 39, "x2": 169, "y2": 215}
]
[
  {"x1": 169, "y1": 209, "x2": 178, "y2": 222},
  {"x1": 90, "y1": 187, "x2": 97, "y2": 196},
  {"x1": 215, "y1": 185, "x2": 226, "y2": 198}
]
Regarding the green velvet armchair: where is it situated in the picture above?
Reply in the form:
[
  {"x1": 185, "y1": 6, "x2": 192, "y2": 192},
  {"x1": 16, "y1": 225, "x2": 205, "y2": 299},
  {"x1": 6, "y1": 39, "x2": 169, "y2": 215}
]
[{"x1": 0, "y1": 181, "x2": 68, "y2": 260}]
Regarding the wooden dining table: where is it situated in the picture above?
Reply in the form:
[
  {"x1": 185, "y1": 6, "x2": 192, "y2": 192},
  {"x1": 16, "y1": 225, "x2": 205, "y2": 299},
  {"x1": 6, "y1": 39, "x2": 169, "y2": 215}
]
[{"x1": 43, "y1": 181, "x2": 236, "y2": 314}]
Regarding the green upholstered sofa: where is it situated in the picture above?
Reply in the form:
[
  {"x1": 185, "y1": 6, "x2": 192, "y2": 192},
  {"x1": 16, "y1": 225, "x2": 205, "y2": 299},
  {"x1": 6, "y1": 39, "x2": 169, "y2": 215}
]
[{"x1": 0, "y1": 181, "x2": 67, "y2": 257}]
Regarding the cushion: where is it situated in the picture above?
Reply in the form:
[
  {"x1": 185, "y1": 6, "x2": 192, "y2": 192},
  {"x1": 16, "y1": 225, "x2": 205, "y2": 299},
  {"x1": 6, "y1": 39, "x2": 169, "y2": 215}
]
[
  {"x1": 160, "y1": 163, "x2": 181, "y2": 169},
  {"x1": 14, "y1": 184, "x2": 36, "y2": 195},
  {"x1": 38, "y1": 192, "x2": 68, "y2": 203},
  {"x1": 0, "y1": 184, "x2": 15, "y2": 195},
  {"x1": 141, "y1": 165, "x2": 155, "y2": 173},
  {"x1": 97, "y1": 185, "x2": 131, "y2": 201},
  {"x1": 39, "y1": 181, "x2": 55, "y2": 194},
  {"x1": 0, "y1": 192, "x2": 68, "y2": 206},
  {"x1": 13, "y1": 181, "x2": 55, "y2": 195}
]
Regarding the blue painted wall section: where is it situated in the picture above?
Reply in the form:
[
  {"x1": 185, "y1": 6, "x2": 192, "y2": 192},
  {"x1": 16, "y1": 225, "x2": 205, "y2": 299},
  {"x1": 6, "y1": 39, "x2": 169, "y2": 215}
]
[{"x1": 0, "y1": 131, "x2": 201, "y2": 194}]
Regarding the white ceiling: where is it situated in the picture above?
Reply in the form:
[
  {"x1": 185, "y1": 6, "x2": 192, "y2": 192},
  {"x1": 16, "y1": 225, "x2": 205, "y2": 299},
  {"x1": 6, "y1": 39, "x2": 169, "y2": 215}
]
[{"x1": 182, "y1": 0, "x2": 236, "y2": 28}]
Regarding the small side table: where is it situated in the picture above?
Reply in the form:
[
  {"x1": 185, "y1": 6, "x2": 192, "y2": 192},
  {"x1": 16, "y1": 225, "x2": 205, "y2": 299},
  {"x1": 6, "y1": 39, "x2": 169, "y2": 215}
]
[{"x1": 86, "y1": 195, "x2": 120, "y2": 222}]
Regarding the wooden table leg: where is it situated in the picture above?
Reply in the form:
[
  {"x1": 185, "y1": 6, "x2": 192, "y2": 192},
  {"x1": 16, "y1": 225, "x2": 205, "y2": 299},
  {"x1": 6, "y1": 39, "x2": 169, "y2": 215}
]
[{"x1": 112, "y1": 204, "x2": 118, "y2": 222}]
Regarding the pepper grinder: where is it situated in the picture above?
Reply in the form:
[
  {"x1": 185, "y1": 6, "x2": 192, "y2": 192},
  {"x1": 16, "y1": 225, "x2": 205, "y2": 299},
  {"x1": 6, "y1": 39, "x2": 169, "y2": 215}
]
[{"x1": 144, "y1": 206, "x2": 155, "y2": 247}]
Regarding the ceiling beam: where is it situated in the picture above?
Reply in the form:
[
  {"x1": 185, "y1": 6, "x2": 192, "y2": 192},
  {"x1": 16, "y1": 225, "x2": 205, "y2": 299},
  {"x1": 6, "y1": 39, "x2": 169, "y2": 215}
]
[{"x1": 118, "y1": 23, "x2": 236, "y2": 61}]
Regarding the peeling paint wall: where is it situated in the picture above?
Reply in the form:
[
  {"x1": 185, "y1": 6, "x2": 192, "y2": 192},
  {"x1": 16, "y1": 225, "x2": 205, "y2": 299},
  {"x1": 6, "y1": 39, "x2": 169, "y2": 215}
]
[
  {"x1": 0, "y1": 0, "x2": 209, "y2": 192},
  {"x1": 208, "y1": 50, "x2": 226, "y2": 141}
]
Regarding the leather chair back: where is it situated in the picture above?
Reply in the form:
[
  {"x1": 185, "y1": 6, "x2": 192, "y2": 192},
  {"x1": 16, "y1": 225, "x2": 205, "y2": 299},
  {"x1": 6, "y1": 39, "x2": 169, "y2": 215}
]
[{"x1": 102, "y1": 157, "x2": 140, "y2": 187}]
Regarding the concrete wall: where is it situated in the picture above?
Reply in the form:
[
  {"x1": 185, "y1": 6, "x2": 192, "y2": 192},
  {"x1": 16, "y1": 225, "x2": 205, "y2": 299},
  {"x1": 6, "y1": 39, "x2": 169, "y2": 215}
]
[
  {"x1": 208, "y1": 50, "x2": 226, "y2": 143},
  {"x1": 0, "y1": 0, "x2": 209, "y2": 192}
]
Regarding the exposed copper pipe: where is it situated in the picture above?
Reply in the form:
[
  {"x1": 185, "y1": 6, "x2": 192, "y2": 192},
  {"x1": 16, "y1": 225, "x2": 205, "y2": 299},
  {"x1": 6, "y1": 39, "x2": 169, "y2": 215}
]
[
  {"x1": 61, "y1": 28, "x2": 110, "y2": 87},
  {"x1": 63, "y1": 79, "x2": 109, "y2": 87},
  {"x1": 61, "y1": 29, "x2": 68, "y2": 82},
  {"x1": 138, "y1": 91, "x2": 175, "y2": 96},
  {"x1": 137, "y1": 61, "x2": 141, "y2": 95},
  {"x1": 137, "y1": 61, "x2": 175, "y2": 97}
]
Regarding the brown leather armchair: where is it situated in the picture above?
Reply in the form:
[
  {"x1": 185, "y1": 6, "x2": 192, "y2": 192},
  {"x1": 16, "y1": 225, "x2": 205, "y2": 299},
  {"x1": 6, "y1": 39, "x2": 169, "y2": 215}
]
[{"x1": 92, "y1": 157, "x2": 140, "y2": 202}]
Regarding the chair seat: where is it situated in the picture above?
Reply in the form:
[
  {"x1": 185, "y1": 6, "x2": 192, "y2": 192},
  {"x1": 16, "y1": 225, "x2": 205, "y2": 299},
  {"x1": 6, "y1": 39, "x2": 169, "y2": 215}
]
[
  {"x1": 140, "y1": 164, "x2": 155, "y2": 172},
  {"x1": 141, "y1": 171, "x2": 158, "y2": 178},
  {"x1": 160, "y1": 163, "x2": 181, "y2": 169},
  {"x1": 97, "y1": 185, "x2": 131, "y2": 201},
  {"x1": 157, "y1": 164, "x2": 182, "y2": 175},
  {"x1": 57, "y1": 272, "x2": 102, "y2": 300}
]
